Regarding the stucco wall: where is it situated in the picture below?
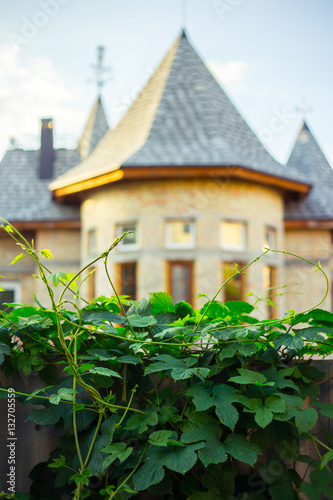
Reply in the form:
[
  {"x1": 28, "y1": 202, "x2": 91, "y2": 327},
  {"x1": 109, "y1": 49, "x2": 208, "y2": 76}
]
[{"x1": 81, "y1": 177, "x2": 285, "y2": 316}]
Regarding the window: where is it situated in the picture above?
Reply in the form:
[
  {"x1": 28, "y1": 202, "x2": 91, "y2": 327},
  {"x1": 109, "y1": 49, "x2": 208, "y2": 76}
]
[
  {"x1": 221, "y1": 221, "x2": 246, "y2": 251},
  {"x1": 87, "y1": 229, "x2": 97, "y2": 254},
  {"x1": 117, "y1": 223, "x2": 138, "y2": 250},
  {"x1": 165, "y1": 220, "x2": 195, "y2": 248},
  {"x1": 263, "y1": 227, "x2": 276, "y2": 250},
  {"x1": 0, "y1": 283, "x2": 21, "y2": 311},
  {"x1": 223, "y1": 262, "x2": 245, "y2": 302},
  {"x1": 120, "y1": 263, "x2": 137, "y2": 299},
  {"x1": 168, "y1": 261, "x2": 193, "y2": 303},
  {"x1": 263, "y1": 266, "x2": 277, "y2": 319}
]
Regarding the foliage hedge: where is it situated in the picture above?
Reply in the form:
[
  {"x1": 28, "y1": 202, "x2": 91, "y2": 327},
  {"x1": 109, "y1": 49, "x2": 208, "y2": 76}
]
[{"x1": 0, "y1": 221, "x2": 333, "y2": 499}]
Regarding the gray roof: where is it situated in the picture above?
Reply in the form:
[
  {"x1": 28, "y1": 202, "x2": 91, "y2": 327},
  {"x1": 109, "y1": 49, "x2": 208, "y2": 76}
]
[
  {"x1": 285, "y1": 122, "x2": 333, "y2": 220},
  {"x1": 51, "y1": 30, "x2": 309, "y2": 191},
  {"x1": 122, "y1": 31, "x2": 306, "y2": 184},
  {"x1": 0, "y1": 148, "x2": 80, "y2": 222},
  {"x1": 77, "y1": 96, "x2": 109, "y2": 160}
]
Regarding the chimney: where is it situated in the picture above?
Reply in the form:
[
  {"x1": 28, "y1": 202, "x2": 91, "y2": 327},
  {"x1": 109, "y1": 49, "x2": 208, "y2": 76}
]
[{"x1": 40, "y1": 118, "x2": 54, "y2": 179}]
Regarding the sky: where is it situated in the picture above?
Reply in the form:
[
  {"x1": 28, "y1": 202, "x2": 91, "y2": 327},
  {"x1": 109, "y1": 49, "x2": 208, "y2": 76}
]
[{"x1": 0, "y1": 0, "x2": 332, "y2": 166}]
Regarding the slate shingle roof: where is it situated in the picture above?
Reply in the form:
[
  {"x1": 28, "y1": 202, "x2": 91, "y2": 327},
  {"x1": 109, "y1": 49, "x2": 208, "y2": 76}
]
[
  {"x1": 285, "y1": 122, "x2": 333, "y2": 220},
  {"x1": 0, "y1": 148, "x2": 80, "y2": 222},
  {"x1": 77, "y1": 96, "x2": 109, "y2": 160},
  {"x1": 51, "y1": 31, "x2": 308, "y2": 191}
]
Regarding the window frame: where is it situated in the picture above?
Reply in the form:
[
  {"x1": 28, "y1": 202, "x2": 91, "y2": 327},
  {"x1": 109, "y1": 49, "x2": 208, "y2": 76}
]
[
  {"x1": 263, "y1": 226, "x2": 277, "y2": 250},
  {"x1": 167, "y1": 261, "x2": 193, "y2": 304},
  {"x1": 87, "y1": 228, "x2": 97, "y2": 255},
  {"x1": 116, "y1": 222, "x2": 139, "y2": 251},
  {"x1": 119, "y1": 262, "x2": 137, "y2": 300},
  {"x1": 0, "y1": 282, "x2": 21, "y2": 310},
  {"x1": 223, "y1": 261, "x2": 245, "y2": 302},
  {"x1": 165, "y1": 219, "x2": 196, "y2": 249},
  {"x1": 263, "y1": 265, "x2": 277, "y2": 320},
  {"x1": 220, "y1": 220, "x2": 247, "y2": 251}
]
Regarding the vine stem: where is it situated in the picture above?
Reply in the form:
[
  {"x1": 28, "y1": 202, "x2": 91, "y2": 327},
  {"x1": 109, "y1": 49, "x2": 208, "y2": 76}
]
[
  {"x1": 116, "y1": 384, "x2": 138, "y2": 430},
  {"x1": 73, "y1": 337, "x2": 84, "y2": 471},
  {"x1": 193, "y1": 250, "x2": 269, "y2": 333},
  {"x1": 108, "y1": 442, "x2": 149, "y2": 499}
]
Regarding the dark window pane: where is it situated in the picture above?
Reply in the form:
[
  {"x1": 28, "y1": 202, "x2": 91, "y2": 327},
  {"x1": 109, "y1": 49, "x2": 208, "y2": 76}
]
[
  {"x1": 169, "y1": 262, "x2": 193, "y2": 303},
  {"x1": 0, "y1": 290, "x2": 15, "y2": 311},
  {"x1": 121, "y1": 263, "x2": 136, "y2": 299}
]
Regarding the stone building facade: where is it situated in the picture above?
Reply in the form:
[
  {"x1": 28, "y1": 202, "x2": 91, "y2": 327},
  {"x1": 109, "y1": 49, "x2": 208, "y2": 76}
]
[{"x1": 1, "y1": 31, "x2": 332, "y2": 318}]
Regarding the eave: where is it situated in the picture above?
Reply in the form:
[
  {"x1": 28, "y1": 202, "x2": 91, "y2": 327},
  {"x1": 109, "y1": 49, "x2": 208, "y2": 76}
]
[
  {"x1": 8, "y1": 220, "x2": 81, "y2": 231},
  {"x1": 52, "y1": 165, "x2": 311, "y2": 202},
  {"x1": 284, "y1": 219, "x2": 333, "y2": 230}
]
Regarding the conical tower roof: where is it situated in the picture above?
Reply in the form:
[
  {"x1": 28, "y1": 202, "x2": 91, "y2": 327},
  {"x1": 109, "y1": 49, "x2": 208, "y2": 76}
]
[
  {"x1": 285, "y1": 122, "x2": 333, "y2": 221},
  {"x1": 51, "y1": 31, "x2": 309, "y2": 195},
  {"x1": 77, "y1": 96, "x2": 109, "y2": 160}
]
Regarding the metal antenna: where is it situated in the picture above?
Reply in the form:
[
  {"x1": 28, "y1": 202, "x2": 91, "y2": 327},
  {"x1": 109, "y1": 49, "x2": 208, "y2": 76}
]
[
  {"x1": 181, "y1": 0, "x2": 187, "y2": 29},
  {"x1": 89, "y1": 45, "x2": 112, "y2": 95},
  {"x1": 295, "y1": 96, "x2": 313, "y2": 120}
]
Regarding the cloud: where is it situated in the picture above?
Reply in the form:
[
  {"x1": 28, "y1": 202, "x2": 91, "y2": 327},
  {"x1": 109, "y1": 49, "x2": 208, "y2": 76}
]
[
  {"x1": 0, "y1": 43, "x2": 84, "y2": 159},
  {"x1": 207, "y1": 60, "x2": 249, "y2": 94}
]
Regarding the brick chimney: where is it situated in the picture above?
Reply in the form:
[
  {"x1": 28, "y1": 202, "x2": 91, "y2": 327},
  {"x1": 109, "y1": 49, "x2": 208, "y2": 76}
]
[{"x1": 40, "y1": 118, "x2": 54, "y2": 179}]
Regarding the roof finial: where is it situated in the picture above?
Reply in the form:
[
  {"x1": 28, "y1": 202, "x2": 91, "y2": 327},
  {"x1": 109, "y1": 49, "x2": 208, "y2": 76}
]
[
  {"x1": 295, "y1": 96, "x2": 313, "y2": 122},
  {"x1": 89, "y1": 45, "x2": 111, "y2": 96},
  {"x1": 181, "y1": 0, "x2": 187, "y2": 31}
]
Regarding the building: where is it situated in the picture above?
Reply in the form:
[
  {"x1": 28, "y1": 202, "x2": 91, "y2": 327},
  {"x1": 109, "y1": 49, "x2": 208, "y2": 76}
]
[{"x1": 1, "y1": 31, "x2": 332, "y2": 318}]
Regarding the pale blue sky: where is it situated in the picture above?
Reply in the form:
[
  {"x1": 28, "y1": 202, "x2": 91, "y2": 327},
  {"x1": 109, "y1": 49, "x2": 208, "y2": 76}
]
[{"x1": 0, "y1": 0, "x2": 332, "y2": 165}]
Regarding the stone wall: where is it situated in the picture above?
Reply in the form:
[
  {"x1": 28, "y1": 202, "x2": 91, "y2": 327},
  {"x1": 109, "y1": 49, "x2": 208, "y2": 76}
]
[
  {"x1": 0, "y1": 228, "x2": 81, "y2": 308},
  {"x1": 80, "y1": 177, "x2": 285, "y2": 315},
  {"x1": 284, "y1": 228, "x2": 333, "y2": 313}
]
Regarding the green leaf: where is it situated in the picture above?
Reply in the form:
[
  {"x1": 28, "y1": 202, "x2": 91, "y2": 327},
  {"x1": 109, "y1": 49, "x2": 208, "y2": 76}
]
[
  {"x1": 145, "y1": 354, "x2": 208, "y2": 381},
  {"x1": 81, "y1": 308, "x2": 124, "y2": 325},
  {"x1": 48, "y1": 455, "x2": 66, "y2": 468},
  {"x1": 41, "y1": 249, "x2": 53, "y2": 259},
  {"x1": 0, "y1": 343, "x2": 11, "y2": 364},
  {"x1": 219, "y1": 343, "x2": 257, "y2": 361},
  {"x1": 274, "y1": 332, "x2": 304, "y2": 350},
  {"x1": 10, "y1": 253, "x2": 24, "y2": 265},
  {"x1": 89, "y1": 367, "x2": 122, "y2": 378},
  {"x1": 71, "y1": 469, "x2": 92, "y2": 487},
  {"x1": 117, "y1": 355, "x2": 141, "y2": 365},
  {"x1": 127, "y1": 314, "x2": 157, "y2": 327},
  {"x1": 149, "y1": 430, "x2": 174, "y2": 447},
  {"x1": 186, "y1": 383, "x2": 245, "y2": 431},
  {"x1": 311, "y1": 400, "x2": 333, "y2": 419},
  {"x1": 224, "y1": 300, "x2": 255, "y2": 315},
  {"x1": 320, "y1": 449, "x2": 333, "y2": 470},
  {"x1": 126, "y1": 410, "x2": 158, "y2": 433},
  {"x1": 181, "y1": 419, "x2": 227, "y2": 467},
  {"x1": 150, "y1": 292, "x2": 176, "y2": 314},
  {"x1": 225, "y1": 434, "x2": 261, "y2": 466},
  {"x1": 263, "y1": 367, "x2": 299, "y2": 393},
  {"x1": 150, "y1": 442, "x2": 205, "y2": 474},
  {"x1": 86, "y1": 348, "x2": 114, "y2": 361},
  {"x1": 301, "y1": 469, "x2": 333, "y2": 500},
  {"x1": 254, "y1": 406, "x2": 273, "y2": 428},
  {"x1": 133, "y1": 462, "x2": 165, "y2": 492},
  {"x1": 268, "y1": 480, "x2": 300, "y2": 500},
  {"x1": 265, "y1": 395, "x2": 286, "y2": 413},
  {"x1": 87, "y1": 434, "x2": 112, "y2": 475},
  {"x1": 229, "y1": 368, "x2": 274, "y2": 386},
  {"x1": 294, "y1": 407, "x2": 318, "y2": 433},
  {"x1": 101, "y1": 443, "x2": 133, "y2": 471}
]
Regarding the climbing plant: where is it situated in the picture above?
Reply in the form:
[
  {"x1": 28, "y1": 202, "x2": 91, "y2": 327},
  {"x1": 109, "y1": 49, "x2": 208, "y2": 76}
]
[{"x1": 0, "y1": 219, "x2": 333, "y2": 499}]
